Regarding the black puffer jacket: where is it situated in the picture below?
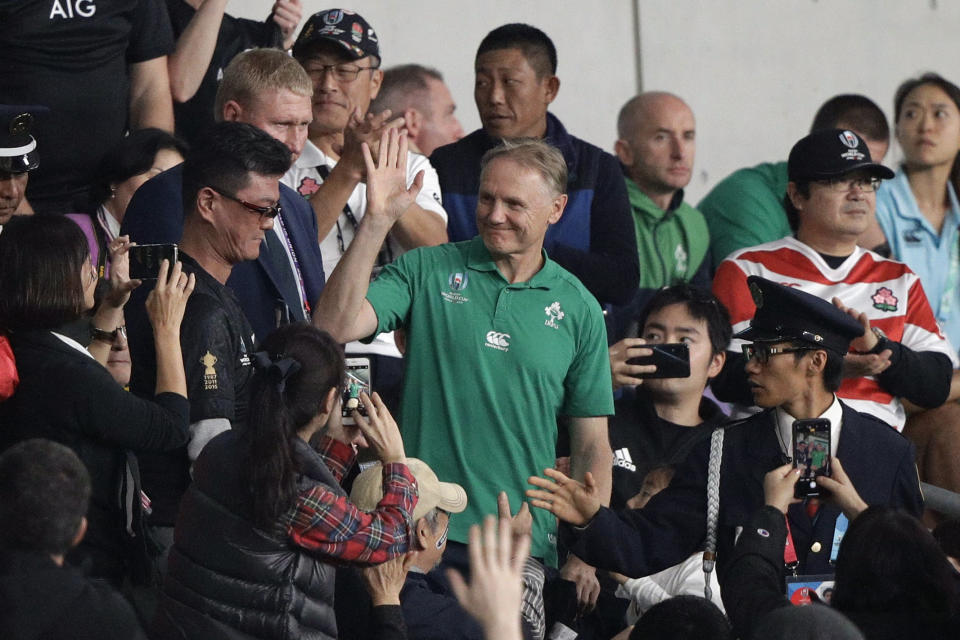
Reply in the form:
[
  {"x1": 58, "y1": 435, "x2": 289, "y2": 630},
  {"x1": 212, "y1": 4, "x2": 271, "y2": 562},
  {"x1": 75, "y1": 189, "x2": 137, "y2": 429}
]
[{"x1": 152, "y1": 430, "x2": 343, "y2": 640}]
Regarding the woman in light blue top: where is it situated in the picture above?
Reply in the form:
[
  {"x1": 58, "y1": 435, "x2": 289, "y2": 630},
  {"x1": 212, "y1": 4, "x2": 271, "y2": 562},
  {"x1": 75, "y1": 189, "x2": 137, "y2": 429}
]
[{"x1": 876, "y1": 73, "x2": 960, "y2": 351}]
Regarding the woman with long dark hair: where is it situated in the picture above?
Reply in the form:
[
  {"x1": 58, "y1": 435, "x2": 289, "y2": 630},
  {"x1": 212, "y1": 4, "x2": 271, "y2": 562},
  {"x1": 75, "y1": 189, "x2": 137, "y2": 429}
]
[
  {"x1": 155, "y1": 323, "x2": 417, "y2": 640},
  {"x1": 0, "y1": 215, "x2": 195, "y2": 584}
]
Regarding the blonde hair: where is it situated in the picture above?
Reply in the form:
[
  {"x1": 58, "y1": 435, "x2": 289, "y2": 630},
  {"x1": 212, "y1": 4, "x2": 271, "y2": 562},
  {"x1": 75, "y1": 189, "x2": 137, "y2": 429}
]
[
  {"x1": 214, "y1": 48, "x2": 312, "y2": 120},
  {"x1": 479, "y1": 139, "x2": 567, "y2": 197}
]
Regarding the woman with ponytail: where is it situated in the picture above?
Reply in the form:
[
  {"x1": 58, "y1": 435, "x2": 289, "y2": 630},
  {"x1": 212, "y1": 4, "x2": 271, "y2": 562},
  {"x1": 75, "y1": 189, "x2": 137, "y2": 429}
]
[{"x1": 153, "y1": 324, "x2": 417, "y2": 640}]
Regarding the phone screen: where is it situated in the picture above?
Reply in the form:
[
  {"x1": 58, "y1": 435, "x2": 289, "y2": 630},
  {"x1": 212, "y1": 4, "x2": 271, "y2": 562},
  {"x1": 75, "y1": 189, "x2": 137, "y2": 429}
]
[
  {"x1": 626, "y1": 343, "x2": 691, "y2": 379},
  {"x1": 342, "y1": 358, "x2": 371, "y2": 425},
  {"x1": 128, "y1": 244, "x2": 178, "y2": 281},
  {"x1": 792, "y1": 419, "x2": 831, "y2": 498}
]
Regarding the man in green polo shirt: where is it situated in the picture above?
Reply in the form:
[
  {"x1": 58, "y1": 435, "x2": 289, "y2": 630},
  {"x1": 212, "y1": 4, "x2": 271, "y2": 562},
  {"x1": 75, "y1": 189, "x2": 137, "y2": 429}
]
[{"x1": 314, "y1": 130, "x2": 613, "y2": 571}]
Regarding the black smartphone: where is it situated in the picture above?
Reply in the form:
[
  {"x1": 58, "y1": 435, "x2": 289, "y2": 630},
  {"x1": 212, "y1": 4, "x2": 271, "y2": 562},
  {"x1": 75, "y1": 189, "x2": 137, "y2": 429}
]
[
  {"x1": 626, "y1": 343, "x2": 690, "y2": 379},
  {"x1": 341, "y1": 357, "x2": 371, "y2": 424},
  {"x1": 128, "y1": 244, "x2": 178, "y2": 281},
  {"x1": 792, "y1": 418, "x2": 831, "y2": 498}
]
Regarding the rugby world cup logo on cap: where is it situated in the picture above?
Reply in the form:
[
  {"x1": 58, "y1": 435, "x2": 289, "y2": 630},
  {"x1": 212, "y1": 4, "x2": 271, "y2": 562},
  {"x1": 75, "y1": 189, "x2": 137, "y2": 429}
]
[
  {"x1": 839, "y1": 130, "x2": 859, "y2": 148},
  {"x1": 839, "y1": 130, "x2": 865, "y2": 161},
  {"x1": 323, "y1": 9, "x2": 344, "y2": 25}
]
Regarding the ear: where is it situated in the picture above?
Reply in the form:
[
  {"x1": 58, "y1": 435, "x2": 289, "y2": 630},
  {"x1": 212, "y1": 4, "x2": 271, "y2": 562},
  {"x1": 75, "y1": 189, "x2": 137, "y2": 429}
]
[
  {"x1": 808, "y1": 349, "x2": 828, "y2": 377},
  {"x1": 404, "y1": 108, "x2": 422, "y2": 137},
  {"x1": 195, "y1": 186, "x2": 219, "y2": 224},
  {"x1": 548, "y1": 193, "x2": 567, "y2": 225},
  {"x1": 415, "y1": 516, "x2": 432, "y2": 550},
  {"x1": 368, "y1": 68, "x2": 384, "y2": 100},
  {"x1": 543, "y1": 75, "x2": 560, "y2": 105},
  {"x1": 71, "y1": 516, "x2": 88, "y2": 549},
  {"x1": 322, "y1": 385, "x2": 338, "y2": 417},
  {"x1": 707, "y1": 349, "x2": 726, "y2": 379},
  {"x1": 614, "y1": 139, "x2": 633, "y2": 166},
  {"x1": 222, "y1": 100, "x2": 244, "y2": 122},
  {"x1": 786, "y1": 181, "x2": 805, "y2": 212}
]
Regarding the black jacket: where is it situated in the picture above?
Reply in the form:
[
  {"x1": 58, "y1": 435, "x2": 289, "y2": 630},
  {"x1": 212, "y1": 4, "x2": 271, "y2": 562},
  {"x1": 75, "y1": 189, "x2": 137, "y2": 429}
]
[
  {"x1": 0, "y1": 550, "x2": 146, "y2": 640},
  {"x1": 152, "y1": 431, "x2": 344, "y2": 640},
  {"x1": 0, "y1": 330, "x2": 189, "y2": 582},
  {"x1": 569, "y1": 402, "x2": 923, "y2": 580}
]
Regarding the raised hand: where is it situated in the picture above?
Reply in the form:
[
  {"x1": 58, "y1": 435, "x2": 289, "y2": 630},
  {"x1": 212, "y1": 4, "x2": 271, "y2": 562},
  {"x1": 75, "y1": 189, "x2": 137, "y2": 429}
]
[
  {"x1": 609, "y1": 337, "x2": 655, "y2": 391},
  {"x1": 103, "y1": 236, "x2": 142, "y2": 309},
  {"x1": 352, "y1": 391, "x2": 406, "y2": 464},
  {"x1": 362, "y1": 553, "x2": 414, "y2": 606},
  {"x1": 146, "y1": 259, "x2": 195, "y2": 337},
  {"x1": 526, "y1": 468, "x2": 602, "y2": 526},
  {"x1": 361, "y1": 128, "x2": 424, "y2": 229},
  {"x1": 340, "y1": 108, "x2": 407, "y2": 180},
  {"x1": 271, "y1": 0, "x2": 302, "y2": 50}
]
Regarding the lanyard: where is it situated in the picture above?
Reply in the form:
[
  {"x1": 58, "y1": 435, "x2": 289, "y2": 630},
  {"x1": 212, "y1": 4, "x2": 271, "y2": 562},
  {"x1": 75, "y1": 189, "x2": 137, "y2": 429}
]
[{"x1": 274, "y1": 213, "x2": 310, "y2": 315}]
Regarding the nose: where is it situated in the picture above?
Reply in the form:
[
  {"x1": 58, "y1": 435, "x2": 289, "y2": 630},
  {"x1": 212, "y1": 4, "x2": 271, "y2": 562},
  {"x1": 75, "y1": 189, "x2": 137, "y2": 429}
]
[
  {"x1": 744, "y1": 354, "x2": 761, "y2": 374},
  {"x1": 487, "y1": 79, "x2": 505, "y2": 105},
  {"x1": 452, "y1": 118, "x2": 465, "y2": 140},
  {"x1": 286, "y1": 127, "x2": 306, "y2": 158},
  {"x1": 261, "y1": 215, "x2": 275, "y2": 231},
  {"x1": 0, "y1": 175, "x2": 22, "y2": 200},
  {"x1": 317, "y1": 67, "x2": 339, "y2": 93}
]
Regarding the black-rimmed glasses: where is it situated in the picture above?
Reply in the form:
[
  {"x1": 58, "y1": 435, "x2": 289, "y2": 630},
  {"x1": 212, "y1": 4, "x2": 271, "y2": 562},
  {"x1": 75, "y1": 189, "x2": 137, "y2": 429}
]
[
  {"x1": 305, "y1": 63, "x2": 380, "y2": 83},
  {"x1": 742, "y1": 344, "x2": 814, "y2": 364},
  {"x1": 208, "y1": 185, "x2": 281, "y2": 220}
]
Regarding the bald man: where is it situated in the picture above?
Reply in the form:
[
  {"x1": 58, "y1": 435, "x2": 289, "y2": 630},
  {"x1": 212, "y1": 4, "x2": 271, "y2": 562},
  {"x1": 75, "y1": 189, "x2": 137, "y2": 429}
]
[{"x1": 609, "y1": 92, "x2": 711, "y2": 339}]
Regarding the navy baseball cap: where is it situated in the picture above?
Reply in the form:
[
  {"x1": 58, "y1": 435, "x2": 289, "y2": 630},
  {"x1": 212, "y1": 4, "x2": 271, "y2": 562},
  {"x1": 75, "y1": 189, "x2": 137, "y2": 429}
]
[
  {"x1": 788, "y1": 128, "x2": 894, "y2": 182},
  {"x1": 735, "y1": 276, "x2": 864, "y2": 355},
  {"x1": 292, "y1": 9, "x2": 380, "y2": 61},
  {"x1": 0, "y1": 105, "x2": 46, "y2": 174}
]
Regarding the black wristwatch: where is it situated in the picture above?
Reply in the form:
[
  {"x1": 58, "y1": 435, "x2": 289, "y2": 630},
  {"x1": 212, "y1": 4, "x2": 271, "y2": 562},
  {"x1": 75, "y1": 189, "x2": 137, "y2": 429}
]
[
  {"x1": 867, "y1": 327, "x2": 890, "y2": 355},
  {"x1": 90, "y1": 325, "x2": 121, "y2": 343}
]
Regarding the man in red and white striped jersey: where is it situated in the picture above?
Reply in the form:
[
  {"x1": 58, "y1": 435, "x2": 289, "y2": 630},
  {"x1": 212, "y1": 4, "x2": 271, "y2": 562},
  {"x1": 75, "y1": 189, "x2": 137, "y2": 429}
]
[{"x1": 712, "y1": 128, "x2": 957, "y2": 432}]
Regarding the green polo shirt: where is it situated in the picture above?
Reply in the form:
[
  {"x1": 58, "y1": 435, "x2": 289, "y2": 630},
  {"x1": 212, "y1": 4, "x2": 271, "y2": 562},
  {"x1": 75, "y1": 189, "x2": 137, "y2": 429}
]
[{"x1": 366, "y1": 238, "x2": 614, "y2": 563}]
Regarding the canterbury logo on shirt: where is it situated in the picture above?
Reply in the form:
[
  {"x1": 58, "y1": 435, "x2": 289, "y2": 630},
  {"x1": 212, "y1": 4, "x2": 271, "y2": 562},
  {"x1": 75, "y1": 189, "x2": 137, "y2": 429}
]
[
  {"x1": 484, "y1": 331, "x2": 510, "y2": 352},
  {"x1": 613, "y1": 447, "x2": 636, "y2": 472}
]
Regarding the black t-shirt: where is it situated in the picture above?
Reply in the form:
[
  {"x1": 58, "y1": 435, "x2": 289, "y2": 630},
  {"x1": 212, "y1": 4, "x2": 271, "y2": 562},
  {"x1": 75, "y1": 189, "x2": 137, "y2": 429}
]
[
  {"x1": 609, "y1": 386, "x2": 726, "y2": 510},
  {"x1": 165, "y1": 0, "x2": 280, "y2": 145},
  {"x1": 0, "y1": 0, "x2": 174, "y2": 213},
  {"x1": 127, "y1": 252, "x2": 256, "y2": 524}
]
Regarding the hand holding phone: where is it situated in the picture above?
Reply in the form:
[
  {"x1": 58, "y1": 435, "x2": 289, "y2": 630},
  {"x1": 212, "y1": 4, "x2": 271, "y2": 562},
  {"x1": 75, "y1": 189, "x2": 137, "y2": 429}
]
[
  {"x1": 129, "y1": 244, "x2": 179, "y2": 281},
  {"x1": 342, "y1": 358, "x2": 372, "y2": 425}
]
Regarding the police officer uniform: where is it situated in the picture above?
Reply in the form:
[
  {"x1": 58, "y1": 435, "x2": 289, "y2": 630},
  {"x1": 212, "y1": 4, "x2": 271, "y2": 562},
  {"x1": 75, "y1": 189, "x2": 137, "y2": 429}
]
[
  {"x1": 566, "y1": 277, "x2": 923, "y2": 581},
  {"x1": 0, "y1": 105, "x2": 44, "y2": 229}
]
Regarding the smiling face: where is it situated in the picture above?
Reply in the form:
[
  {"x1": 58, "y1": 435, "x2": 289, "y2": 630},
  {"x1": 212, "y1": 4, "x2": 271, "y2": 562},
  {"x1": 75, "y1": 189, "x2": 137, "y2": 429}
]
[
  {"x1": 474, "y1": 48, "x2": 557, "y2": 140},
  {"x1": 301, "y1": 49, "x2": 382, "y2": 138},
  {"x1": 640, "y1": 302, "x2": 724, "y2": 401},
  {"x1": 896, "y1": 83, "x2": 960, "y2": 172},
  {"x1": 208, "y1": 171, "x2": 279, "y2": 264},
  {"x1": 476, "y1": 156, "x2": 565, "y2": 263}
]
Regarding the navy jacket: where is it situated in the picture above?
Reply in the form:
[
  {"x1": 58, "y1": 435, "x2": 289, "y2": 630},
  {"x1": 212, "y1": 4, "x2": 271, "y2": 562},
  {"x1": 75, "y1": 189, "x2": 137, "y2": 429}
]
[
  {"x1": 121, "y1": 165, "x2": 325, "y2": 341},
  {"x1": 430, "y1": 113, "x2": 639, "y2": 305},
  {"x1": 569, "y1": 402, "x2": 923, "y2": 580}
]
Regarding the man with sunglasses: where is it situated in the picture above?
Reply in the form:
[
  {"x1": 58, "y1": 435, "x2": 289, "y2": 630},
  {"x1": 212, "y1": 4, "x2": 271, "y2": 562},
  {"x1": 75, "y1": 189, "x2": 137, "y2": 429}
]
[
  {"x1": 285, "y1": 8, "x2": 448, "y2": 413},
  {"x1": 712, "y1": 129, "x2": 957, "y2": 432},
  {"x1": 528, "y1": 276, "x2": 922, "y2": 583}
]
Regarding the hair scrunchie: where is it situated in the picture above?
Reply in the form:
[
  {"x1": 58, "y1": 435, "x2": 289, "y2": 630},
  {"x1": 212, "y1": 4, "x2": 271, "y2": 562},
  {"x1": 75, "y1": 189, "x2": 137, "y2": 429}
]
[{"x1": 253, "y1": 351, "x2": 302, "y2": 393}]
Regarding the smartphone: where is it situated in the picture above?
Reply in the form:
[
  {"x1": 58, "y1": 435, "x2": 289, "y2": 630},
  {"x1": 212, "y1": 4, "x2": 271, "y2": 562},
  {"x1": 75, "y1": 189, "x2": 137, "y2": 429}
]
[
  {"x1": 626, "y1": 343, "x2": 690, "y2": 379},
  {"x1": 341, "y1": 357, "x2": 372, "y2": 425},
  {"x1": 128, "y1": 243, "x2": 178, "y2": 281},
  {"x1": 792, "y1": 418, "x2": 831, "y2": 498}
]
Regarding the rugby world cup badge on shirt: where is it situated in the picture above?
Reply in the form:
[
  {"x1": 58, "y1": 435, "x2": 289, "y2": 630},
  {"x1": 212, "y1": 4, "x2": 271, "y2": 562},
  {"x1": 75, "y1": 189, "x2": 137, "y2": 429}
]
[{"x1": 441, "y1": 271, "x2": 469, "y2": 304}]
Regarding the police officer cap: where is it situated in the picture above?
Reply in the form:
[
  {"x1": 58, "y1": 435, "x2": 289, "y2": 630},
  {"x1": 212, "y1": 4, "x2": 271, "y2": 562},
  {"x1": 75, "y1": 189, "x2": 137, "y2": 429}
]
[
  {"x1": 0, "y1": 105, "x2": 46, "y2": 174},
  {"x1": 734, "y1": 276, "x2": 864, "y2": 355},
  {"x1": 788, "y1": 128, "x2": 894, "y2": 182}
]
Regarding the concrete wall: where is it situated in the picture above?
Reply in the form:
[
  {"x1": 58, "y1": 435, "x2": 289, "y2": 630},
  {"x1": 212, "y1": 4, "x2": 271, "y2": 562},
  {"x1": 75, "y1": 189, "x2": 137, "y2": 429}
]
[{"x1": 231, "y1": 0, "x2": 960, "y2": 202}]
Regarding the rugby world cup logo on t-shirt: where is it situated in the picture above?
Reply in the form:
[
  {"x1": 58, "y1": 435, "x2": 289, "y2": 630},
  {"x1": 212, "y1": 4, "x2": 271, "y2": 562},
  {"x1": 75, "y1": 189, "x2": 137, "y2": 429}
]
[{"x1": 441, "y1": 272, "x2": 469, "y2": 304}]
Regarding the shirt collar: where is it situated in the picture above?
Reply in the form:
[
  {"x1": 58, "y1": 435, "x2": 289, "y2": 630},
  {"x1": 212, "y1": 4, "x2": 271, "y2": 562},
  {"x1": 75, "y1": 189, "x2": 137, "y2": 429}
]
[
  {"x1": 50, "y1": 331, "x2": 94, "y2": 359},
  {"x1": 774, "y1": 395, "x2": 843, "y2": 459},
  {"x1": 624, "y1": 177, "x2": 685, "y2": 217},
  {"x1": 295, "y1": 139, "x2": 328, "y2": 169},
  {"x1": 465, "y1": 237, "x2": 556, "y2": 288}
]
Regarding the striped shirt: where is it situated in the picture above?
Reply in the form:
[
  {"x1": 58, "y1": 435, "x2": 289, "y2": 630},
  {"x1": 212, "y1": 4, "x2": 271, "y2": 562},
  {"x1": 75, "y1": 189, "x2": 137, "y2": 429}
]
[{"x1": 714, "y1": 236, "x2": 957, "y2": 429}]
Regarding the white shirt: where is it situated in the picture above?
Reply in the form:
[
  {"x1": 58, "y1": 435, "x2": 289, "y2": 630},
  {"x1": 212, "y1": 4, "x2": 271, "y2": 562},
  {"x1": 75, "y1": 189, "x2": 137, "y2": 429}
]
[{"x1": 775, "y1": 394, "x2": 843, "y2": 459}]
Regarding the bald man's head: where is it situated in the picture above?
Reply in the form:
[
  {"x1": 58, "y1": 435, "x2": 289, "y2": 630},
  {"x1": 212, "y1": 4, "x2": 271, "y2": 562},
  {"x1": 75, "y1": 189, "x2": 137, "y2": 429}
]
[{"x1": 615, "y1": 92, "x2": 696, "y2": 205}]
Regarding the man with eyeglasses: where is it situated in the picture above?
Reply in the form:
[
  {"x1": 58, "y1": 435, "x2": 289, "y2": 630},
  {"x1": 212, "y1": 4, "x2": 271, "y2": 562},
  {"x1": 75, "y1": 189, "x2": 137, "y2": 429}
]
[
  {"x1": 285, "y1": 8, "x2": 448, "y2": 413},
  {"x1": 712, "y1": 129, "x2": 957, "y2": 433},
  {"x1": 125, "y1": 122, "x2": 292, "y2": 584},
  {"x1": 528, "y1": 276, "x2": 922, "y2": 583}
]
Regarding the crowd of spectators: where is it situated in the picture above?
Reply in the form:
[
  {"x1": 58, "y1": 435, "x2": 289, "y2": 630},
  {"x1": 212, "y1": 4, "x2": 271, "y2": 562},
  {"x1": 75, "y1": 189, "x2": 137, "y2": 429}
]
[{"x1": 2, "y1": 4, "x2": 960, "y2": 640}]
